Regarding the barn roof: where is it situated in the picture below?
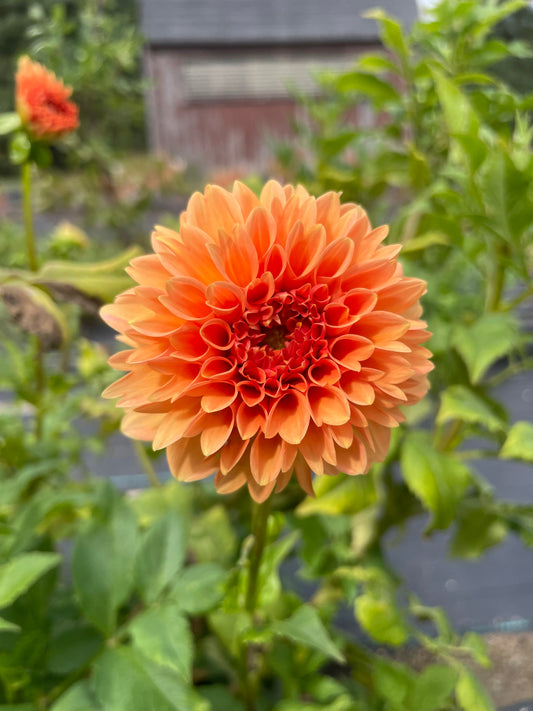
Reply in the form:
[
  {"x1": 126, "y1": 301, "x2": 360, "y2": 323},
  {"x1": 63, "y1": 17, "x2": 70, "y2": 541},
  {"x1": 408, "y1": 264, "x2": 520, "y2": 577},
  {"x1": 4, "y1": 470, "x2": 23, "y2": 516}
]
[{"x1": 140, "y1": 0, "x2": 419, "y2": 46}]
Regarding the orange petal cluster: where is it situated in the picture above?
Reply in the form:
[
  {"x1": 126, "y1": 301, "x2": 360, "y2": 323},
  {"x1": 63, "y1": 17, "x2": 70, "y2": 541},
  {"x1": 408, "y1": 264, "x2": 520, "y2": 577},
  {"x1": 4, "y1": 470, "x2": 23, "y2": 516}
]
[
  {"x1": 102, "y1": 181, "x2": 432, "y2": 501},
  {"x1": 15, "y1": 56, "x2": 79, "y2": 141}
]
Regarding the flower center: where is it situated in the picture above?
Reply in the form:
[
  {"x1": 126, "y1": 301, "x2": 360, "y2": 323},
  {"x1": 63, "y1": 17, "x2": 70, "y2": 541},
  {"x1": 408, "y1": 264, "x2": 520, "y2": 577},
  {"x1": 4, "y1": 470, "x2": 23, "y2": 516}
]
[{"x1": 262, "y1": 324, "x2": 287, "y2": 351}]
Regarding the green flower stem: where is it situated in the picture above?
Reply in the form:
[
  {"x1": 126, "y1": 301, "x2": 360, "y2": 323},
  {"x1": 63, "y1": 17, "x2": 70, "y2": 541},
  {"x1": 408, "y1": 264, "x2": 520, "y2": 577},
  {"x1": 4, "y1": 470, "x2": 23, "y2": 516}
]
[
  {"x1": 21, "y1": 160, "x2": 38, "y2": 272},
  {"x1": 245, "y1": 495, "x2": 272, "y2": 614},
  {"x1": 21, "y1": 160, "x2": 45, "y2": 438},
  {"x1": 238, "y1": 495, "x2": 273, "y2": 711},
  {"x1": 132, "y1": 440, "x2": 162, "y2": 488}
]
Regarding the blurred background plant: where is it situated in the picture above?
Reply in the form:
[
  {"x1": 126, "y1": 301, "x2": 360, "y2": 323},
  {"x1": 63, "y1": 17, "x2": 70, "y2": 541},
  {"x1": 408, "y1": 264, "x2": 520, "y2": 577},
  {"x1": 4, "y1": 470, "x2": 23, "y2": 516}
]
[{"x1": 0, "y1": 0, "x2": 532, "y2": 709}]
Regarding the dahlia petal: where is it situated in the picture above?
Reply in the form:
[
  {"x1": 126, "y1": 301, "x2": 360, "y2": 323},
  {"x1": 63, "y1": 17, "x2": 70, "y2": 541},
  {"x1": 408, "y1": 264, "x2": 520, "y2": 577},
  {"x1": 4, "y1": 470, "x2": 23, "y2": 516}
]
[
  {"x1": 286, "y1": 222, "x2": 326, "y2": 282},
  {"x1": 376, "y1": 278, "x2": 427, "y2": 313},
  {"x1": 328, "y1": 422, "x2": 354, "y2": 448},
  {"x1": 308, "y1": 360, "x2": 341, "y2": 387},
  {"x1": 236, "y1": 403, "x2": 266, "y2": 439},
  {"x1": 281, "y1": 442, "x2": 298, "y2": 472},
  {"x1": 170, "y1": 324, "x2": 210, "y2": 361},
  {"x1": 200, "y1": 382, "x2": 238, "y2": 412},
  {"x1": 103, "y1": 369, "x2": 167, "y2": 406},
  {"x1": 153, "y1": 398, "x2": 203, "y2": 450},
  {"x1": 315, "y1": 237, "x2": 354, "y2": 281},
  {"x1": 355, "y1": 311, "x2": 410, "y2": 344},
  {"x1": 233, "y1": 181, "x2": 260, "y2": 219},
  {"x1": 247, "y1": 477, "x2": 277, "y2": 503},
  {"x1": 308, "y1": 386, "x2": 350, "y2": 427},
  {"x1": 208, "y1": 226, "x2": 259, "y2": 287},
  {"x1": 200, "y1": 409, "x2": 234, "y2": 456},
  {"x1": 186, "y1": 185, "x2": 244, "y2": 240},
  {"x1": 340, "y1": 372, "x2": 376, "y2": 405},
  {"x1": 246, "y1": 272, "x2": 275, "y2": 308},
  {"x1": 201, "y1": 356, "x2": 237, "y2": 380},
  {"x1": 200, "y1": 318, "x2": 234, "y2": 350},
  {"x1": 260, "y1": 180, "x2": 286, "y2": 210},
  {"x1": 162, "y1": 277, "x2": 211, "y2": 320},
  {"x1": 274, "y1": 469, "x2": 293, "y2": 493},
  {"x1": 264, "y1": 390, "x2": 310, "y2": 444},
  {"x1": 237, "y1": 381, "x2": 265, "y2": 407},
  {"x1": 220, "y1": 431, "x2": 249, "y2": 474},
  {"x1": 121, "y1": 410, "x2": 166, "y2": 441},
  {"x1": 246, "y1": 207, "x2": 277, "y2": 258},
  {"x1": 342, "y1": 288, "x2": 378, "y2": 317},
  {"x1": 294, "y1": 454, "x2": 315, "y2": 496},
  {"x1": 352, "y1": 225, "x2": 389, "y2": 261},
  {"x1": 214, "y1": 469, "x2": 248, "y2": 494},
  {"x1": 341, "y1": 257, "x2": 398, "y2": 292},
  {"x1": 263, "y1": 243, "x2": 287, "y2": 285},
  {"x1": 126, "y1": 255, "x2": 171, "y2": 288},
  {"x1": 330, "y1": 335, "x2": 374, "y2": 369},
  {"x1": 167, "y1": 437, "x2": 217, "y2": 482},
  {"x1": 205, "y1": 281, "x2": 244, "y2": 321},
  {"x1": 250, "y1": 433, "x2": 283, "y2": 485},
  {"x1": 323, "y1": 303, "x2": 358, "y2": 336},
  {"x1": 335, "y1": 438, "x2": 368, "y2": 476}
]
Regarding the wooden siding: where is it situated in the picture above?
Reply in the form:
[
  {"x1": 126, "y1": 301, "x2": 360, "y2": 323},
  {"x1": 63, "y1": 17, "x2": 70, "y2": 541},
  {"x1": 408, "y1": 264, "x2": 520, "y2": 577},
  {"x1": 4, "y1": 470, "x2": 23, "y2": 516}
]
[{"x1": 144, "y1": 46, "x2": 374, "y2": 169}]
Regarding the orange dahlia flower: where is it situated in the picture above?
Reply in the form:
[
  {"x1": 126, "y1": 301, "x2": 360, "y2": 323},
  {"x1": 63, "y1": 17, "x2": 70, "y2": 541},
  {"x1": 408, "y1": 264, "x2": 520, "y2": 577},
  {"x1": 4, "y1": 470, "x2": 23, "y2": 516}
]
[
  {"x1": 102, "y1": 181, "x2": 432, "y2": 502},
  {"x1": 15, "y1": 56, "x2": 78, "y2": 141}
]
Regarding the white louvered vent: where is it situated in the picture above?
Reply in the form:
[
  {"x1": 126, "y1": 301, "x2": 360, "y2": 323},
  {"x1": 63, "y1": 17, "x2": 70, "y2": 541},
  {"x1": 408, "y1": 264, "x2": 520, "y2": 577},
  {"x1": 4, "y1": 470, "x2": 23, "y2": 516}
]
[{"x1": 182, "y1": 55, "x2": 356, "y2": 101}]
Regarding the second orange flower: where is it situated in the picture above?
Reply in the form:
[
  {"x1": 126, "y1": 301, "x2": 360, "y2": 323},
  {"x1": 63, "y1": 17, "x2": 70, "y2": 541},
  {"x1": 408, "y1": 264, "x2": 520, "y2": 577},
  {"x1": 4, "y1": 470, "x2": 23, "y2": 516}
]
[
  {"x1": 15, "y1": 56, "x2": 79, "y2": 141},
  {"x1": 102, "y1": 181, "x2": 433, "y2": 501}
]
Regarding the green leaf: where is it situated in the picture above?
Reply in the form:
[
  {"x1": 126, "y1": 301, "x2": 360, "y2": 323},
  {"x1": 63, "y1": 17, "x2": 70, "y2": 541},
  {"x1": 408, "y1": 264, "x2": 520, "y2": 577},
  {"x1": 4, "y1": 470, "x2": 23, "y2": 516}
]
[
  {"x1": 0, "y1": 616, "x2": 20, "y2": 633},
  {"x1": 456, "y1": 669, "x2": 495, "y2": 711},
  {"x1": 170, "y1": 563, "x2": 225, "y2": 615},
  {"x1": 296, "y1": 474, "x2": 377, "y2": 516},
  {"x1": 401, "y1": 231, "x2": 449, "y2": 253},
  {"x1": 460, "y1": 632, "x2": 491, "y2": 668},
  {"x1": 410, "y1": 665, "x2": 457, "y2": 711},
  {"x1": 0, "y1": 112, "x2": 22, "y2": 136},
  {"x1": 357, "y1": 53, "x2": 399, "y2": 75},
  {"x1": 453, "y1": 314, "x2": 519, "y2": 384},
  {"x1": 51, "y1": 681, "x2": 102, "y2": 711},
  {"x1": 434, "y1": 71, "x2": 479, "y2": 137},
  {"x1": 363, "y1": 9, "x2": 409, "y2": 63},
  {"x1": 30, "y1": 142, "x2": 53, "y2": 169},
  {"x1": 135, "y1": 511, "x2": 186, "y2": 604},
  {"x1": 8, "y1": 132, "x2": 31, "y2": 164},
  {"x1": 93, "y1": 647, "x2": 193, "y2": 711},
  {"x1": 478, "y1": 150, "x2": 533, "y2": 244},
  {"x1": 450, "y1": 503, "x2": 507, "y2": 558},
  {"x1": 355, "y1": 593, "x2": 409, "y2": 646},
  {"x1": 36, "y1": 246, "x2": 141, "y2": 303},
  {"x1": 501, "y1": 421, "x2": 533, "y2": 462},
  {"x1": 47, "y1": 626, "x2": 104, "y2": 675},
  {"x1": 401, "y1": 432, "x2": 471, "y2": 530},
  {"x1": 272, "y1": 605, "x2": 345, "y2": 663},
  {"x1": 437, "y1": 385, "x2": 505, "y2": 434},
  {"x1": 0, "y1": 552, "x2": 60, "y2": 609},
  {"x1": 189, "y1": 505, "x2": 237, "y2": 564},
  {"x1": 72, "y1": 501, "x2": 138, "y2": 635},
  {"x1": 197, "y1": 685, "x2": 245, "y2": 711},
  {"x1": 129, "y1": 604, "x2": 192, "y2": 682},
  {"x1": 335, "y1": 72, "x2": 400, "y2": 105},
  {"x1": 372, "y1": 658, "x2": 413, "y2": 707}
]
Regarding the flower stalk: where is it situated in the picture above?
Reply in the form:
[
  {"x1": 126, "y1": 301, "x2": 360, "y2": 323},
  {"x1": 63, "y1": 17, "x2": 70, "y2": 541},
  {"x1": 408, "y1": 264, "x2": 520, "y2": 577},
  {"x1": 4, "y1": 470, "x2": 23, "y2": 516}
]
[
  {"x1": 245, "y1": 496, "x2": 272, "y2": 614},
  {"x1": 22, "y1": 160, "x2": 38, "y2": 271},
  {"x1": 238, "y1": 495, "x2": 273, "y2": 711}
]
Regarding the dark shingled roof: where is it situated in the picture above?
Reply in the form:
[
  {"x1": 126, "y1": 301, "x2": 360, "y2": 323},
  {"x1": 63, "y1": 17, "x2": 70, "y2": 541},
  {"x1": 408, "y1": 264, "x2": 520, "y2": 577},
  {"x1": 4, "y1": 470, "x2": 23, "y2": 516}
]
[{"x1": 141, "y1": 0, "x2": 419, "y2": 46}]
